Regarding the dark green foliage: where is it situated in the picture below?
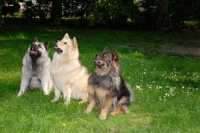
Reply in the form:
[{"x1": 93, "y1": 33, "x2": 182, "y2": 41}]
[
  {"x1": 169, "y1": 0, "x2": 200, "y2": 28},
  {"x1": 22, "y1": 1, "x2": 49, "y2": 21},
  {"x1": 0, "y1": 4, "x2": 3, "y2": 28},
  {"x1": 1, "y1": 0, "x2": 200, "y2": 29},
  {"x1": 2, "y1": 0, "x2": 20, "y2": 19}
]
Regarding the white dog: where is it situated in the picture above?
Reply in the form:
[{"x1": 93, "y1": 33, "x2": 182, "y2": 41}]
[{"x1": 50, "y1": 33, "x2": 89, "y2": 105}]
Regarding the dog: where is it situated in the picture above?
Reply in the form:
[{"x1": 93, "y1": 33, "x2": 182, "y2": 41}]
[
  {"x1": 85, "y1": 47, "x2": 132, "y2": 120},
  {"x1": 17, "y1": 38, "x2": 52, "y2": 96},
  {"x1": 50, "y1": 33, "x2": 89, "y2": 105}
]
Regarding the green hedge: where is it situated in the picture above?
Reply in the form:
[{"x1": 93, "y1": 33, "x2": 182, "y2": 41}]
[{"x1": 0, "y1": 5, "x2": 3, "y2": 28}]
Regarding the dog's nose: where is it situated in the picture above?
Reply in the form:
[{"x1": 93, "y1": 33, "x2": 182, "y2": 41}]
[{"x1": 56, "y1": 40, "x2": 59, "y2": 42}]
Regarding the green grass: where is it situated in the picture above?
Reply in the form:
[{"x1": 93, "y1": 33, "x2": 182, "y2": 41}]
[{"x1": 0, "y1": 25, "x2": 200, "y2": 132}]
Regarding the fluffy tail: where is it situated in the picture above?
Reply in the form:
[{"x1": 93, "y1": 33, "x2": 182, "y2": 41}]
[{"x1": 126, "y1": 83, "x2": 134, "y2": 102}]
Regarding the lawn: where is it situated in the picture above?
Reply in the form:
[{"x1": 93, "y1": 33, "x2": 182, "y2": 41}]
[{"x1": 0, "y1": 25, "x2": 200, "y2": 133}]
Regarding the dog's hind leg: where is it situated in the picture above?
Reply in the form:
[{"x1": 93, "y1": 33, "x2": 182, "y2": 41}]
[
  {"x1": 110, "y1": 105, "x2": 129, "y2": 116},
  {"x1": 17, "y1": 77, "x2": 30, "y2": 96},
  {"x1": 78, "y1": 99, "x2": 87, "y2": 104},
  {"x1": 78, "y1": 89, "x2": 88, "y2": 104},
  {"x1": 52, "y1": 86, "x2": 61, "y2": 102}
]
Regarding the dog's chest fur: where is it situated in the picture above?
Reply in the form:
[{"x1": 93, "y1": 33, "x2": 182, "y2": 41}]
[
  {"x1": 89, "y1": 72, "x2": 120, "y2": 91},
  {"x1": 50, "y1": 55, "x2": 83, "y2": 90},
  {"x1": 23, "y1": 52, "x2": 50, "y2": 78}
]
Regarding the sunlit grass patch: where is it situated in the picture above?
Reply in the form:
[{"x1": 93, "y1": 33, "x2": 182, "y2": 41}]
[{"x1": 0, "y1": 26, "x2": 200, "y2": 132}]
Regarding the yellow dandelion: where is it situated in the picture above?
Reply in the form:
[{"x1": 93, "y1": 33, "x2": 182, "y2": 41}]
[{"x1": 62, "y1": 123, "x2": 67, "y2": 127}]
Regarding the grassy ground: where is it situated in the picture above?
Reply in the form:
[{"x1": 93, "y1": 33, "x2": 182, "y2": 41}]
[{"x1": 0, "y1": 25, "x2": 200, "y2": 133}]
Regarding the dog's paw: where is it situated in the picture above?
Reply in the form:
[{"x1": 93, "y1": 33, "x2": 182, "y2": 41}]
[
  {"x1": 51, "y1": 97, "x2": 59, "y2": 102},
  {"x1": 110, "y1": 112, "x2": 116, "y2": 116},
  {"x1": 43, "y1": 89, "x2": 50, "y2": 95},
  {"x1": 84, "y1": 110, "x2": 90, "y2": 114},
  {"x1": 78, "y1": 100, "x2": 87, "y2": 104},
  {"x1": 17, "y1": 91, "x2": 23, "y2": 97},
  {"x1": 43, "y1": 92, "x2": 50, "y2": 95},
  {"x1": 64, "y1": 101, "x2": 69, "y2": 106},
  {"x1": 99, "y1": 114, "x2": 107, "y2": 120}
]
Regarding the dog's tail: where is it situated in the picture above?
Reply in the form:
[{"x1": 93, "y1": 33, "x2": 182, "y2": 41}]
[
  {"x1": 116, "y1": 83, "x2": 133, "y2": 114},
  {"x1": 126, "y1": 83, "x2": 134, "y2": 102}
]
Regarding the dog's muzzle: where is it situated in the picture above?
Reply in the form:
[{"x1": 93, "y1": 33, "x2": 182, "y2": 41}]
[
  {"x1": 54, "y1": 42, "x2": 63, "y2": 54},
  {"x1": 29, "y1": 44, "x2": 39, "y2": 55},
  {"x1": 94, "y1": 60, "x2": 104, "y2": 68}
]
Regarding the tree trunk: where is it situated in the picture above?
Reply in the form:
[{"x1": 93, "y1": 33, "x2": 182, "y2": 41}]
[
  {"x1": 50, "y1": 0, "x2": 62, "y2": 25},
  {"x1": 156, "y1": 0, "x2": 171, "y2": 31}
]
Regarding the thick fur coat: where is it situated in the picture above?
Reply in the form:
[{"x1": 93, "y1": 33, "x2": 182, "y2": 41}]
[
  {"x1": 85, "y1": 48, "x2": 132, "y2": 120},
  {"x1": 50, "y1": 33, "x2": 89, "y2": 105},
  {"x1": 17, "y1": 38, "x2": 52, "y2": 96}
]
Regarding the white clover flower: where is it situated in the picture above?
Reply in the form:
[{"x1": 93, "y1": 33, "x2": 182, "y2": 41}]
[
  {"x1": 156, "y1": 86, "x2": 158, "y2": 89},
  {"x1": 136, "y1": 85, "x2": 143, "y2": 90},
  {"x1": 136, "y1": 85, "x2": 140, "y2": 89},
  {"x1": 159, "y1": 96, "x2": 162, "y2": 101}
]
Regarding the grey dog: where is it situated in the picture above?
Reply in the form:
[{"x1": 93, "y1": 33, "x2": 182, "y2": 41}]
[{"x1": 17, "y1": 38, "x2": 52, "y2": 96}]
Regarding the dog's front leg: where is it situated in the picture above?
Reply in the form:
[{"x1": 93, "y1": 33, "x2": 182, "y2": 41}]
[
  {"x1": 85, "y1": 99, "x2": 96, "y2": 114},
  {"x1": 41, "y1": 79, "x2": 49, "y2": 95},
  {"x1": 99, "y1": 97, "x2": 113, "y2": 120},
  {"x1": 52, "y1": 85, "x2": 61, "y2": 102},
  {"x1": 17, "y1": 77, "x2": 30, "y2": 96},
  {"x1": 63, "y1": 84, "x2": 71, "y2": 106}
]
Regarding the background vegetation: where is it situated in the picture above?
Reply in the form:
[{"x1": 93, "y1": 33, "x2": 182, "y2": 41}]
[
  {"x1": 1, "y1": 0, "x2": 200, "y2": 30},
  {"x1": 0, "y1": 25, "x2": 200, "y2": 132},
  {"x1": 1, "y1": 0, "x2": 200, "y2": 132}
]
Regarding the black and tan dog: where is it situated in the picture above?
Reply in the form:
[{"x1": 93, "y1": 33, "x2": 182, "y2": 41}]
[{"x1": 85, "y1": 47, "x2": 132, "y2": 120}]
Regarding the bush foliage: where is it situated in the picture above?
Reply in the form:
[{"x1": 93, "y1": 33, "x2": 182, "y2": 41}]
[{"x1": 1, "y1": 0, "x2": 200, "y2": 29}]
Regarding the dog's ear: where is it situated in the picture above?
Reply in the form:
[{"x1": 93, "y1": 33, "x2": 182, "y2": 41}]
[
  {"x1": 104, "y1": 47, "x2": 109, "y2": 51},
  {"x1": 112, "y1": 50, "x2": 119, "y2": 62},
  {"x1": 44, "y1": 42, "x2": 49, "y2": 51},
  {"x1": 33, "y1": 37, "x2": 38, "y2": 42},
  {"x1": 72, "y1": 37, "x2": 78, "y2": 48},
  {"x1": 64, "y1": 33, "x2": 70, "y2": 39}
]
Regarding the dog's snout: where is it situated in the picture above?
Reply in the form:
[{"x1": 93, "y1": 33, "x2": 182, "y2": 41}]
[{"x1": 30, "y1": 43, "x2": 38, "y2": 51}]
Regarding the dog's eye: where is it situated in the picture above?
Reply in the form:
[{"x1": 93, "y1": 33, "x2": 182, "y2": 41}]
[
  {"x1": 38, "y1": 44, "x2": 42, "y2": 48},
  {"x1": 64, "y1": 42, "x2": 67, "y2": 45}
]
